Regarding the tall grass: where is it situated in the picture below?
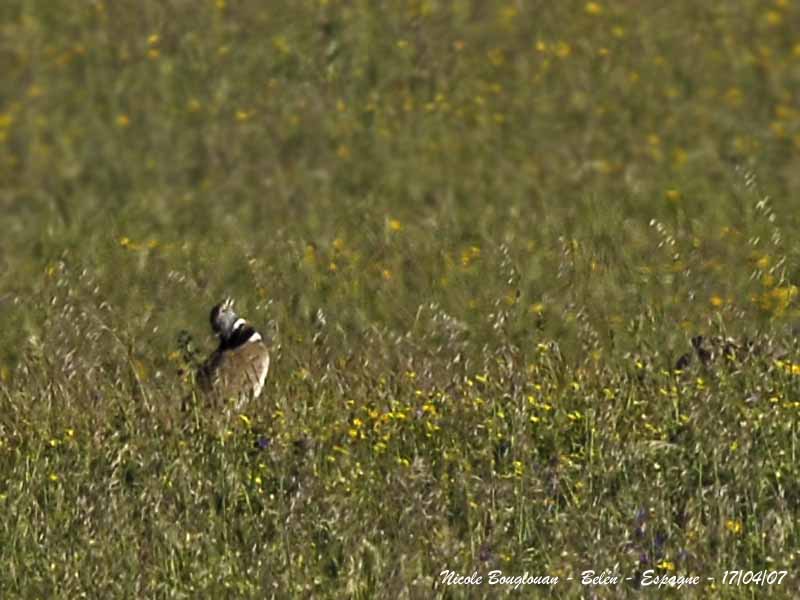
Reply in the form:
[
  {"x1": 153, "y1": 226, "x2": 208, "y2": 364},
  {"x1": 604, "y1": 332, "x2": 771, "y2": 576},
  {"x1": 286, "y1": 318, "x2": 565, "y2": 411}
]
[{"x1": 1, "y1": 0, "x2": 800, "y2": 597}]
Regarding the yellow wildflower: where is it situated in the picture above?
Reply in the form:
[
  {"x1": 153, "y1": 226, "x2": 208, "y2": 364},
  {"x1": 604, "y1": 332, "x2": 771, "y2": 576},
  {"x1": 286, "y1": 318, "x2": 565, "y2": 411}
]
[{"x1": 585, "y1": 2, "x2": 602, "y2": 14}]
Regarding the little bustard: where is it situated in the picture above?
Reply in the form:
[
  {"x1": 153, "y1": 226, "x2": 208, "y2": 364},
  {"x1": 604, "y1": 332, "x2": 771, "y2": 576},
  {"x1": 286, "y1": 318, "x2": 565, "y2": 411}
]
[{"x1": 196, "y1": 298, "x2": 270, "y2": 411}]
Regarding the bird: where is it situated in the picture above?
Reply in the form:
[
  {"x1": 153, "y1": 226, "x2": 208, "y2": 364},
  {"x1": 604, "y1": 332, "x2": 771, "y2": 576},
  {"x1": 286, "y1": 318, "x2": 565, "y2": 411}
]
[
  {"x1": 674, "y1": 334, "x2": 762, "y2": 372},
  {"x1": 195, "y1": 298, "x2": 270, "y2": 411}
]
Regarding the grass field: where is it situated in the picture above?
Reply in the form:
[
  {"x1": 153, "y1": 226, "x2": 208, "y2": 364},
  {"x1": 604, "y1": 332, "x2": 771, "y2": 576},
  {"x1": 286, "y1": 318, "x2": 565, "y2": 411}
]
[{"x1": 2, "y1": 0, "x2": 800, "y2": 597}]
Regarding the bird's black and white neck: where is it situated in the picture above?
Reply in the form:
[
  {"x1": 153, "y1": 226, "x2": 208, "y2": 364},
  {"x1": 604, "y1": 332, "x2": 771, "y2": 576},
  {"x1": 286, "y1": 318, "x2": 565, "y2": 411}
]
[
  {"x1": 223, "y1": 317, "x2": 262, "y2": 349},
  {"x1": 210, "y1": 298, "x2": 262, "y2": 347}
]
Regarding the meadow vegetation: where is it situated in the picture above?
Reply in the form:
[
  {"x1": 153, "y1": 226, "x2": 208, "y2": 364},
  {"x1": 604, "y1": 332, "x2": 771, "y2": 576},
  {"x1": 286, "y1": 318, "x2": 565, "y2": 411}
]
[{"x1": 2, "y1": 0, "x2": 800, "y2": 597}]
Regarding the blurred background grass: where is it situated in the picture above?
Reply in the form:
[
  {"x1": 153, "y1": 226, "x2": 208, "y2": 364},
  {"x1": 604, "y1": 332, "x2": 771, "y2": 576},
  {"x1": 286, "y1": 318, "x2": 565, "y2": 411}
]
[{"x1": 1, "y1": 0, "x2": 800, "y2": 597}]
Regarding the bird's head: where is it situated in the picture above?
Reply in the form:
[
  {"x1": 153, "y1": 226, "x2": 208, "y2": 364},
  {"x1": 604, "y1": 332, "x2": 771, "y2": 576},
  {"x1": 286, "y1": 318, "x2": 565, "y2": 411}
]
[{"x1": 210, "y1": 298, "x2": 244, "y2": 343}]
